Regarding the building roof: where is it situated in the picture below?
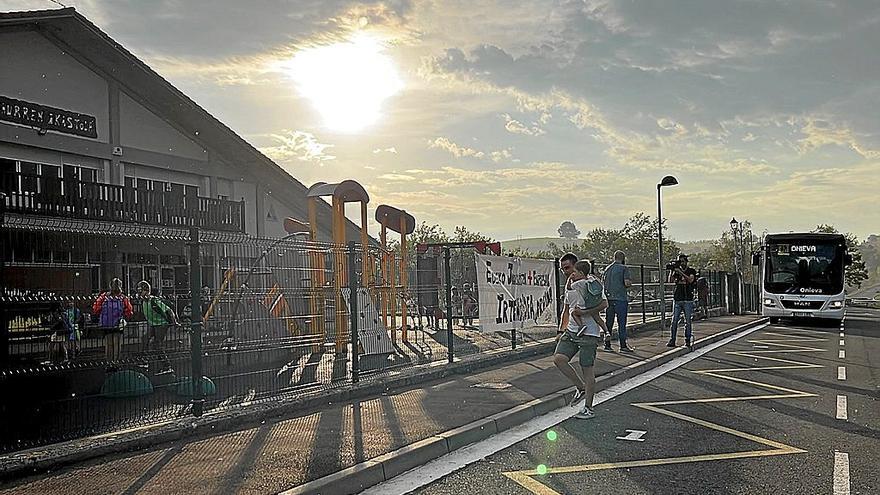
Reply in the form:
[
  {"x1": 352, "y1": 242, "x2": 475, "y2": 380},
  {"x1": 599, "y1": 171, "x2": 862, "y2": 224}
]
[{"x1": 0, "y1": 7, "x2": 364, "y2": 242}]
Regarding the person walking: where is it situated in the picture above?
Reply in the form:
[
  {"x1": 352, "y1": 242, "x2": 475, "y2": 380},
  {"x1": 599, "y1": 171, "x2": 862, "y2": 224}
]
[
  {"x1": 555, "y1": 253, "x2": 608, "y2": 419},
  {"x1": 93, "y1": 278, "x2": 133, "y2": 362},
  {"x1": 137, "y1": 281, "x2": 179, "y2": 357},
  {"x1": 602, "y1": 250, "x2": 634, "y2": 352},
  {"x1": 667, "y1": 254, "x2": 697, "y2": 349}
]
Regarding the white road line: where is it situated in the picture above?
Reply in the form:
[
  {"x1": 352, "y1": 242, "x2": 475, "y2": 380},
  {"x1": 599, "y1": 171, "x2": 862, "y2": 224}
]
[
  {"x1": 839, "y1": 350, "x2": 846, "y2": 359},
  {"x1": 836, "y1": 395, "x2": 848, "y2": 420},
  {"x1": 837, "y1": 366, "x2": 846, "y2": 381},
  {"x1": 361, "y1": 323, "x2": 769, "y2": 495},
  {"x1": 833, "y1": 451, "x2": 850, "y2": 495},
  {"x1": 839, "y1": 332, "x2": 844, "y2": 338},
  {"x1": 839, "y1": 339, "x2": 845, "y2": 346}
]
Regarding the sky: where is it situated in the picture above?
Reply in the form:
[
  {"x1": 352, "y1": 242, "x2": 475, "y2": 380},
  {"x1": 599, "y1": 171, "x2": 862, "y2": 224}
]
[{"x1": 6, "y1": 0, "x2": 880, "y2": 242}]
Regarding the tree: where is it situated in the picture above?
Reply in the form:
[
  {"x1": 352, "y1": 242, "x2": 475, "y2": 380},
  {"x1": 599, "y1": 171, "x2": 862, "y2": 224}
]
[
  {"x1": 814, "y1": 224, "x2": 869, "y2": 289},
  {"x1": 558, "y1": 221, "x2": 581, "y2": 239},
  {"x1": 451, "y1": 225, "x2": 495, "y2": 243},
  {"x1": 516, "y1": 213, "x2": 678, "y2": 269}
]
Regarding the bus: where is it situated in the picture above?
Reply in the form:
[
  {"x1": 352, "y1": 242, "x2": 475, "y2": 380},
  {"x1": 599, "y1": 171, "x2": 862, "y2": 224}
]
[{"x1": 756, "y1": 232, "x2": 851, "y2": 324}]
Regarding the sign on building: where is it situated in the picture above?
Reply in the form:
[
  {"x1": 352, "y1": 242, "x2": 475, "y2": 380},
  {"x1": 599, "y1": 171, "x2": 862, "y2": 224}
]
[
  {"x1": 475, "y1": 254, "x2": 557, "y2": 332},
  {"x1": 0, "y1": 95, "x2": 98, "y2": 138}
]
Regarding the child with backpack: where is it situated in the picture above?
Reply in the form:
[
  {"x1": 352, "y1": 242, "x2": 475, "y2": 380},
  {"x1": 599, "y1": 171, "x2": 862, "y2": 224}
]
[
  {"x1": 568, "y1": 260, "x2": 610, "y2": 339},
  {"x1": 93, "y1": 278, "x2": 133, "y2": 362}
]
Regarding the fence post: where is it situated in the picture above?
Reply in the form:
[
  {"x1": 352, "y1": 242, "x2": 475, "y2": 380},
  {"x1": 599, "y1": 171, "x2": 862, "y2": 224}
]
[
  {"x1": 348, "y1": 241, "x2": 360, "y2": 383},
  {"x1": 188, "y1": 227, "x2": 204, "y2": 417},
  {"x1": 554, "y1": 258, "x2": 562, "y2": 326},
  {"x1": 444, "y1": 247, "x2": 454, "y2": 363},
  {"x1": 639, "y1": 264, "x2": 646, "y2": 324},
  {"x1": 0, "y1": 193, "x2": 7, "y2": 368}
]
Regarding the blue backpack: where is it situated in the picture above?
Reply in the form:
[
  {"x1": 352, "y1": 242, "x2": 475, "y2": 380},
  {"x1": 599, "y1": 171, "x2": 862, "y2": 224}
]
[{"x1": 100, "y1": 296, "x2": 125, "y2": 328}]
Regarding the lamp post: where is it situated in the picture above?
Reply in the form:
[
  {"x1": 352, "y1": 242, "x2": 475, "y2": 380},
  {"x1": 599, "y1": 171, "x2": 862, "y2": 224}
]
[
  {"x1": 730, "y1": 218, "x2": 744, "y2": 314},
  {"x1": 657, "y1": 175, "x2": 678, "y2": 335}
]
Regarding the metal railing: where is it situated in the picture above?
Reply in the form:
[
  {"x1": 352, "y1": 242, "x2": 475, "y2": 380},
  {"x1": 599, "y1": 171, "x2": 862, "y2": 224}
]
[{"x1": 0, "y1": 170, "x2": 245, "y2": 232}]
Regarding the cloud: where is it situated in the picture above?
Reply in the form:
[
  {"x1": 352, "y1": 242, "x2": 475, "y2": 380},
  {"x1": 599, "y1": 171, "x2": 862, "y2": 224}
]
[
  {"x1": 372, "y1": 147, "x2": 399, "y2": 154},
  {"x1": 427, "y1": 137, "x2": 484, "y2": 159},
  {"x1": 502, "y1": 114, "x2": 546, "y2": 136},
  {"x1": 259, "y1": 130, "x2": 336, "y2": 165}
]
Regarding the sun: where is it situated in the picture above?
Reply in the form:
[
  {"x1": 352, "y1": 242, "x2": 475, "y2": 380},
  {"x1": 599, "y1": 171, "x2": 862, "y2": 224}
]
[{"x1": 284, "y1": 34, "x2": 403, "y2": 133}]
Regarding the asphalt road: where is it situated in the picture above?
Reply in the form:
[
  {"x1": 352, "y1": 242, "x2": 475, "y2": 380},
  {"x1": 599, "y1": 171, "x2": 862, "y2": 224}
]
[{"x1": 410, "y1": 308, "x2": 880, "y2": 495}]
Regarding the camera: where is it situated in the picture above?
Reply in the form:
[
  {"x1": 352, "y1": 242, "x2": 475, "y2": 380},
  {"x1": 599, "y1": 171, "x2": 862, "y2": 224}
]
[{"x1": 665, "y1": 261, "x2": 680, "y2": 271}]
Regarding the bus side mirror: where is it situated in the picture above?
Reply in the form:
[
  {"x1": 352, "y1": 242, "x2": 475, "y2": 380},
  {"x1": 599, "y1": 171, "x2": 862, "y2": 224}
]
[
  {"x1": 845, "y1": 254, "x2": 853, "y2": 266},
  {"x1": 751, "y1": 253, "x2": 760, "y2": 266}
]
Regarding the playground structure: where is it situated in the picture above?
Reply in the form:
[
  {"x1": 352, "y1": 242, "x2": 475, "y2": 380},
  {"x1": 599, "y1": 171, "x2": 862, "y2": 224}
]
[
  {"x1": 375, "y1": 205, "x2": 416, "y2": 343},
  {"x1": 301, "y1": 181, "x2": 371, "y2": 352}
]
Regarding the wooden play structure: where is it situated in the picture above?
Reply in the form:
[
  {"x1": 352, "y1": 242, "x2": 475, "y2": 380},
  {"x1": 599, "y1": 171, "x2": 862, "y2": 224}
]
[{"x1": 375, "y1": 205, "x2": 415, "y2": 343}]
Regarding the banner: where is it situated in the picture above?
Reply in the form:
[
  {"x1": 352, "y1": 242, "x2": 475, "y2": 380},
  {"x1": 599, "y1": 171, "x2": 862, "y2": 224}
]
[{"x1": 474, "y1": 254, "x2": 557, "y2": 332}]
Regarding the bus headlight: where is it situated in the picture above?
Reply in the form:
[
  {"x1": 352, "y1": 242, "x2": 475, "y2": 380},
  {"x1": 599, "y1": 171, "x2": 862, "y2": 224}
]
[
  {"x1": 829, "y1": 300, "x2": 844, "y2": 308},
  {"x1": 763, "y1": 298, "x2": 775, "y2": 306}
]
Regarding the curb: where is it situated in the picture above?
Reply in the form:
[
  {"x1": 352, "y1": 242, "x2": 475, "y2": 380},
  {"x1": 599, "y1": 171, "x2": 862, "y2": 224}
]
[
  {"x1": 0, "y1": 317, "x2": 670, "y2": 480},
  {"x1": 281, "y1": 317, "x2": 768, "y2": 495}
]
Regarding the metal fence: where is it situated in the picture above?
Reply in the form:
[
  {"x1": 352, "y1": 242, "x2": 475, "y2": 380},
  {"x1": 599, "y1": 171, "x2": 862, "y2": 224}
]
[{"x1": 0, "y1": 223, "x2": 748, "y2": 453}]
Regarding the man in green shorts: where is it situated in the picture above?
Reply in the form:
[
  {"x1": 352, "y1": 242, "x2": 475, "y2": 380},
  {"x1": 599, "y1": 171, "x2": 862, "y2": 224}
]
[{"x1": 555, "y1": 254, "x2": 608, "y2": 419}]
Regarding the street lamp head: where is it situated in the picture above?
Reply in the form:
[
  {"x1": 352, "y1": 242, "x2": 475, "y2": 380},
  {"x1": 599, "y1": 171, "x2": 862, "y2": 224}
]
[
  {"x1": 730, "y1": 217, "x2": 738, "y2": 231},
  {"x1": 658, "y1": 175, "x2": 679, "y2": 188}
]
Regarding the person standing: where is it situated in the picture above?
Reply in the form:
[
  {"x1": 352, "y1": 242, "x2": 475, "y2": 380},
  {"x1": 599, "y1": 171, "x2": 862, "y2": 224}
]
[
  {"x1": 93, "y1": 278, "x2": 133, "y2": 362},
  {"x1": 62, "y1": 299, "x2": 84, "y2": 358},
  {"x1": 602, "y1": 250, "x2": 634, "y2": 352},
  {"x1": 695, "y1": 271, "x2": 710, "y2": 320},
  {"x1": 667, "y1": 254, "x2": 697, "y2": 349},
  {"x1": 554, "y1": 258, "x2": 608, "y2": 419}
]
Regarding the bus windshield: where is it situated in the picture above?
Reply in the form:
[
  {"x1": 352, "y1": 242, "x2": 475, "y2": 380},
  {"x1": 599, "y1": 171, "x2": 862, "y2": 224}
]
[{"x1": 765, "y1": 241, "x2": 844, "y2": 295}]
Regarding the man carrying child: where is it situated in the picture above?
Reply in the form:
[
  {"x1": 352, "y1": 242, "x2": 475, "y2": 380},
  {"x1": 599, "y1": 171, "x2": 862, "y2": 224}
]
[{"x1": 554, "y1": 253, "x2": 608, "y2": 420}]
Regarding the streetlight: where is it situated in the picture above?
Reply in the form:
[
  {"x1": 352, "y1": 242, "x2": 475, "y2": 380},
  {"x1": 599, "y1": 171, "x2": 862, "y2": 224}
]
[
  {"x1": 657, "y1": 175, "x2": 678, "y2": 335},
  {"x1": 730, "y1": 217, "x2": 744, "y2": 314}
]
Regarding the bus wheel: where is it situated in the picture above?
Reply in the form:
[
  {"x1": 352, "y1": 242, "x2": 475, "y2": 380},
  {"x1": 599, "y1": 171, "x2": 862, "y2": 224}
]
[{"x1": 769, "y1": 317, "x2": 780, "y2": 324}]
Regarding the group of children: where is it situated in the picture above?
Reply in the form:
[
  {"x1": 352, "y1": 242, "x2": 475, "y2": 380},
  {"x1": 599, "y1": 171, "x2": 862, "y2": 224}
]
[{"x1": 45, "y1": 278, "x2": 179, "y2": 364}]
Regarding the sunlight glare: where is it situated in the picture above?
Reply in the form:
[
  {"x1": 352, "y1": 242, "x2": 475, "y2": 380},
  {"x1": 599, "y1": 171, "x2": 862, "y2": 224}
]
[{"x1": 285, "y1": 34, "x2": 403, "y2": 132}]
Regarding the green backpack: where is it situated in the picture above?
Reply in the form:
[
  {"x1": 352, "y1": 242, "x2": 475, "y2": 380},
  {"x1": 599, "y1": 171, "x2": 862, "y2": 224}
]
[{"x1": 577, "y1": 276, "x2": 605, "y2": 310}]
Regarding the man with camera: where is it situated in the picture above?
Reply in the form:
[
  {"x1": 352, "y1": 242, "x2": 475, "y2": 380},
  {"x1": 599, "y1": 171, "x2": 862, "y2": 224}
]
[{"x1": 666, "y1": 254, "x2": 697, "y2": 349}]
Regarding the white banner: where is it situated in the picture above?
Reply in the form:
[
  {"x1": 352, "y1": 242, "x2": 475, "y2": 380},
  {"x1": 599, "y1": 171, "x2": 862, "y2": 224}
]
[{"x1": 474, "y1": 254, "x2": 557, "y2": 332}]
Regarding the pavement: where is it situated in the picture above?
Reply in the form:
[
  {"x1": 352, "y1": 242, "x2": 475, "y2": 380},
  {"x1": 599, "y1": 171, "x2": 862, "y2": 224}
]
[
  {"x1": 0, "y1": 314, "x2": 760, "y2": 495},
  {"x1": 397, "y1": 307, "x2": 880, "y2": 495}
]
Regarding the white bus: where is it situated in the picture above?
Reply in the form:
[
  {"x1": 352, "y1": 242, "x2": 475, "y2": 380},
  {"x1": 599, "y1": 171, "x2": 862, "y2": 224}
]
[{"x1": 756, "y1": 233, "x2": 851, "y2": 324}]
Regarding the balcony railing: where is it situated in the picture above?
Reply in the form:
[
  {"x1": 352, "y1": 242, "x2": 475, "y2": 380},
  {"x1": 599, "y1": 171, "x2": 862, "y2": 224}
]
[{"x1": 0, "y1": 171, "x2": 245, "y2": 232}]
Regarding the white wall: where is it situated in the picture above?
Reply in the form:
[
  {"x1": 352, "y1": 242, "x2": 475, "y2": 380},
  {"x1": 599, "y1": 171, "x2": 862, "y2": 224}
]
[
  {"x1": 119, "y1": 92, "x2": 206, "y2": 160},
  {"x1": 0, "y1": 31, "x2": 109, "y2": 143}
]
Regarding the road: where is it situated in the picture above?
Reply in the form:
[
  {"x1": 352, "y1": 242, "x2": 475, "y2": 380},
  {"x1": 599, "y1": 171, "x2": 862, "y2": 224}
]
[{"x1": 386, "y1": 308, "x2": 880, "y2": 494}]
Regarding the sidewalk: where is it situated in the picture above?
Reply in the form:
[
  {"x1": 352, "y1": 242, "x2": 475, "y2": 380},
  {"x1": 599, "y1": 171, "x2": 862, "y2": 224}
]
[{"x1": 0, "y1": 315, "x2": 762, "y2": 495}]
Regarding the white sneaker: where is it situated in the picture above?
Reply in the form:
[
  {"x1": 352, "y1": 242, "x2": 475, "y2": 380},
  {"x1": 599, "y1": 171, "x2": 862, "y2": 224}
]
[{"x1": 574, "y1": 406, "x2": 595, "y2": 420}]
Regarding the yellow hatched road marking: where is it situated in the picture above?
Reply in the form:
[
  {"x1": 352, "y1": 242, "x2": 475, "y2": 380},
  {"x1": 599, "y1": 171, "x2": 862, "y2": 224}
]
[{"x1": 503, "y1": 332, "x2": 825, "y2": 494}]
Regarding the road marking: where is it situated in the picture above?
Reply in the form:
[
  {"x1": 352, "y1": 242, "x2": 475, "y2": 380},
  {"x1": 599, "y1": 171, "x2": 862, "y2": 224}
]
[
  {"x1": 839, "y1": 332, "x2": 844, "y2": 337},
  {"x1": 503, "y1": 329, "x2": 820, "y2": 494},
  {"x1": 616, "y1": 430, "x2": 647, "y2": 442},
  {"x1": 836, "y1": 395, "x2": 847, "y2": 420},
  {"x1": 839, "y1": 339, "x2": 845, "y2": 346},
  {"x1": 839, "y1": 350, "x2": 845, "y2": 359},
  {"x1": 837, "y1": 367, "x2": 846, "y2": 381},
  {"x1": 360, "y1": 323, "x2": 769, "y2": 495},
  {"x1": 834, "y1": 451, "x2": 850, "y2": 495}
]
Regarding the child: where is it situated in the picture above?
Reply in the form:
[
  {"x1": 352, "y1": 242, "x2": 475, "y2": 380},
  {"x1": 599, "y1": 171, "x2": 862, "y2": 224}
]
[{"x1": 568, "y1": 260, "x2": 610, "y2": 339}]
